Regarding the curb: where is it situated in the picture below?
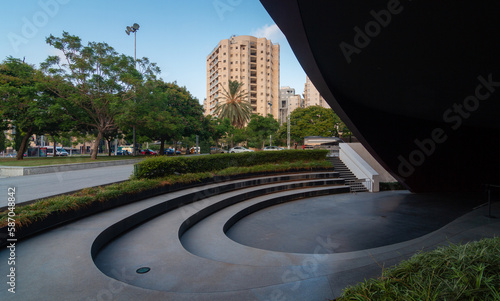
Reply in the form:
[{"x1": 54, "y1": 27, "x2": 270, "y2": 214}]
[{"x1": 0, "y1": 158, "x2": 144, "y2": 177}]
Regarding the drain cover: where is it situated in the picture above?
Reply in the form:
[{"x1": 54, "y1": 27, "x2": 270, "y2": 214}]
[{"x1": 136, "y1": 267, "x2": 151, "y2": 274}]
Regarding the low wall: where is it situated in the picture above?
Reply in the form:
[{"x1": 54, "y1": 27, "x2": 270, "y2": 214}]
[{"x1": 0, "y1": 159, "x2": 143, "y2": 177}]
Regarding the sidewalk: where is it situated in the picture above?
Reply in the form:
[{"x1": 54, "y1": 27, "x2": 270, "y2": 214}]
[{"x1": 0, "y1": 164, "x2": 136, "y2": 208}]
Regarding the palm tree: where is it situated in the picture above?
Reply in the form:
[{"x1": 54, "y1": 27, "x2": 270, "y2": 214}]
[{"x1": 213, "y1": 80, "x2": 252, "y2": 128}]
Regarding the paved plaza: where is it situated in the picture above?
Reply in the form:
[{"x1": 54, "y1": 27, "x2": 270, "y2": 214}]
[{"x1": 1, "y1": 171, "x2": 499, "y2": 300}]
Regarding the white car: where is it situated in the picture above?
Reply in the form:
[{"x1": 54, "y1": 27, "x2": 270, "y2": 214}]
[
  {"x1": 229, "y1": 146, "x2": 254, "y2": 153},
  {"x1": 56, "y1": 147, "x2": 69, "y2": 156},
  {"x1": 263, "y1": 146, "x2": 280, "y2": 151}
]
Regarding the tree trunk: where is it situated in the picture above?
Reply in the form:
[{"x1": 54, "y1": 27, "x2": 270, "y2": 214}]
[
  {"x1": 16, "y1": 131, "x2": 32, "y2": 160},
  {"x1": 90, "y1": 131, "x2": 103, "y2": 160},
  {"x1": 50, "y1": 135, "x2": 57, "y2": 157},
  {"x1": 107, "y1": 139, "x2": 112, "y2": 156},
  {"x1": 159, "y1": 139, "x2": 165, "y2": 156}
]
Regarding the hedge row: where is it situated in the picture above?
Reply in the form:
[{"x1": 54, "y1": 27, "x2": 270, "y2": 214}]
[{"x1": 134, "y1": 150, "x2": 329, "y2": 179}]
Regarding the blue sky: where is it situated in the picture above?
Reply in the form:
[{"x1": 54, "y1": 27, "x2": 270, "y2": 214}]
[{"x1": 1, "y1": 0, "x2": 306, "y2": 103}]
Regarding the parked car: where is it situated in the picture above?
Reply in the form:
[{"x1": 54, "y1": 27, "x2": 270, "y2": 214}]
[
  {"x1": 116, "y1": 150, "x2": 131, "y2": 156},
  {"x1": 229, "y1": 146, "x2": 254, "y2": 153},
  {"x1": 263, "y1": 146, "x2": 280, "y2": 151},
  {"x1": 140, "y1": 149, "x2": 158, "y2": 155},
  {"x1": 57, "y1": 148, "x2": 69, "y2": 156},
  {"x1": 164, "y1": 148, "x2": 181, "y2": 155},
  {"x1": 210, "y1": 147, "x2": 226, "y2": 154}
]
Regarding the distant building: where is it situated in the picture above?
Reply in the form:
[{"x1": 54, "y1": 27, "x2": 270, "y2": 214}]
[
  {"x1": 279, "y1": 86, "x2": 303, "y2": 124},
  {"x1": 206, "y1": 35, "x2": 280, "y2": 118},
  {"x1": 304, "y1": 76, "x2": 330, "y2": 109}
]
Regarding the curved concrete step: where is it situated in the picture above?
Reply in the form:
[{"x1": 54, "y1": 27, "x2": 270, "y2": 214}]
[
  {"x1": 3, "y1": 170, "x2": 498, "y2": 301},
  {"x1": 94, "y1": 184, "x2": 350, "y2": 293}
]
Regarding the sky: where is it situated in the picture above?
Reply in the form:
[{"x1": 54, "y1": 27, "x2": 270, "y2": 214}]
[{"x1": 1, "y1": 0, "x2": 307, "y2": 104}]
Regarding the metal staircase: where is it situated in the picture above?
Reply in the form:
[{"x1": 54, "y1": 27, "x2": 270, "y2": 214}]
[{"x1": 329, "y1": 157, "x2": 369, "y2": 192}]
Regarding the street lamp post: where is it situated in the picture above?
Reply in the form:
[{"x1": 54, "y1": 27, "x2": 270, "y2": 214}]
[
  {"x1": 126, "y1": 23, "x2": 140, "y2": 156},
  {"x1": 287, "y1": 102, "x2": 291, "y2": 149}
]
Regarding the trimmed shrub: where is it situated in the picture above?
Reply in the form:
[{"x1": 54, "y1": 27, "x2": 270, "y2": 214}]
[
  {"x1": 337, "y1": 237, "x2": 500, "y2": 301},
  {"x1": 134, "y1": 150, "x2": 329, "y2": 179}
]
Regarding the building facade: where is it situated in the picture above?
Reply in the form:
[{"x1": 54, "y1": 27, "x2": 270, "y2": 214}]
[
  {"x1": 206, "y1": 35, "x2": 280, "y2": 118},
  {"x1": 304, "y1": 76, "x2": 331, "y2": 109},
  {"x1": 279, "y1": 86, "x2": 303, "y2": 124}
]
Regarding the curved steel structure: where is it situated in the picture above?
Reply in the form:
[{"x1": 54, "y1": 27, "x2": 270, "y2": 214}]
[{"x1": 260, "y1": 0, "x2": 500, "y2": 192}]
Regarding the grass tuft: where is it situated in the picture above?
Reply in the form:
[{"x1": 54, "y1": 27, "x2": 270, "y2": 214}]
[{"x1": 337, "y1": 237, "x2": 500, "y2": 301}]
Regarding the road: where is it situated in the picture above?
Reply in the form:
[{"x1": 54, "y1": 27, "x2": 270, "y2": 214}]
[{"x1": 0, "y1": 164, "x2": 135, "y2": 208}]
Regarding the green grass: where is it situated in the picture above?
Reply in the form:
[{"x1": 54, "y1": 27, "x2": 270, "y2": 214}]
[
  {"x1": 0, "y1": 155, "x2": 143, "y2": 167},
  {"x1": 0, "y1": 159, "x2": 333, "y2": 228},
  {"x1": 337, "y1": 237, "x2": 500, "y2": 301}
]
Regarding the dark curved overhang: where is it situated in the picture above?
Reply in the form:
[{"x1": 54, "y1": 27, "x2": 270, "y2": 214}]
[{"x1": 260, "y1": 0, "x2": 500, "y2": 192}]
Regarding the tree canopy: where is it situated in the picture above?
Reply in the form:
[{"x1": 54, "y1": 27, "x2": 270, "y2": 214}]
[
  {"x1": 122, "y1": 80, "x2": 204, "y2": 155},
  {"x1": 278, "y1": 106, "x2": 350, "y2": 143},
  {"x1": 0, "y1": 56, "x2": 71, "y2": 159},
  {"x1": 246, "y1": 114, "x2": 280, "y2": 148},
  {"x1": 40, "y1": 32, "x2": 159, "y2": 159}
]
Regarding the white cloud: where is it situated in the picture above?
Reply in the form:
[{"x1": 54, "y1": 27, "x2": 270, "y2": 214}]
[{"x1": 251, "y1": 24, "x2": 285, "y2": 42}]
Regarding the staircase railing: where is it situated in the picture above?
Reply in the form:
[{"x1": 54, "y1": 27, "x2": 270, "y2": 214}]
[
  {"x1": 484, "y1": 184, "x2": 500, "y2": 218},
  {"x1": 347, "y1": 178, "x2": 372, "y2": 192},
  {"x1": 338, "y1": 143, "x2": 379, "y2": 192}
]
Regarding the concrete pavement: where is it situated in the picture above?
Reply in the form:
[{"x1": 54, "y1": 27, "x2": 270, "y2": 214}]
[
  {"x1": 1, "y1": 167, "x2": 498, "y2": 300},
  {"x1": 0, "y1": 164, "x2": 135, "y2": 208}
]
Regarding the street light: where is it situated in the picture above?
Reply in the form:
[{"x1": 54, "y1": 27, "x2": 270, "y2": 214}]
[
  {"x1": 287, "y1": 100, "x2": 291, "y2": 149},
  {"x1": 125, "y1": 23, "x2": 140, "y2": 156}
]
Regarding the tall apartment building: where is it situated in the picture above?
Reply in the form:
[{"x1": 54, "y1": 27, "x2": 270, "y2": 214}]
[
  {"x1": 279, "y1": 86, "x2": 303, "y2": 124},
  {"x1": 304, "y1": 76, "x2": 331, "y2": 109},
  {"x1": 206, "y1": 35, "x2": 280, "y2": 118}
]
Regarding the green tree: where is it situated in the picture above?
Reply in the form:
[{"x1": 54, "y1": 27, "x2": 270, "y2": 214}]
[
  {"x1": 246, "y1": 114, "x2": 279, "y2": 149},
  {"x1": 278, "y1": 106, "x2": 349, "y2": 143},
  {"x1": 0, "y1": 57, "x2": 68, "y2": 160},
  {"x1": 213, "y1": 80, "x2": 252, "y2": 128},
  {"x1": 41, "y1": 32, "x2": 159, "y2": 159},
  {"x1": 124, "y1": 80, "x2": 203, "y2": 155}
]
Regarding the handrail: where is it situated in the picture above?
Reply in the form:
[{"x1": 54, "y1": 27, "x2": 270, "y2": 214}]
[
  {"x1": 339, "y1": 143, "x2": 379, "y2": 192},
  {"x1": 484, "y1": 184, "x2": 500, "y2": 218}
]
